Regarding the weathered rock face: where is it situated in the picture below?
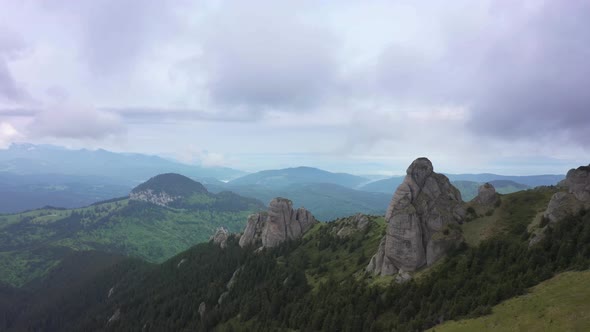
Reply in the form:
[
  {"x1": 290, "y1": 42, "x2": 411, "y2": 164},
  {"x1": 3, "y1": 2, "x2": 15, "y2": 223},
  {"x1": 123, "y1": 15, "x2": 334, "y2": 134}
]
[
  {"x1": 543, "y1": 192, "x2": 585, "y2": 223},
  {"x1": 331, "y1": 213, "x2": 370, "y2": 238},
  {"x1": 367, "y1": 158, "x2": 465, "y2": 275},
  {"x1": 211, "y1": 227, "x2": 229, "y2": 249},
  {"x1": 239, "y1": 213, "x2": 269, "y2": 248},
  {"x1": 530, "y1": 164, "x2": 590, "y2": 247},
  {"x1": 544, "y1": 165, "x2": 590, "y2": 223},
  {"x1": 564, "y1": 165, "x2": 590, "y2": 202},
  {"x1": 198, "y1": 302, "x2": 206, "y2": 319},
  {"x1": 472, "y1": 183, "x2": 498, "y2": 206},
  {"x1": 239, "y1": 198, "x2": 317, "y2": 248},
  {"x1": 129, "y1": 189, "x2": 179, "y2": 207}
]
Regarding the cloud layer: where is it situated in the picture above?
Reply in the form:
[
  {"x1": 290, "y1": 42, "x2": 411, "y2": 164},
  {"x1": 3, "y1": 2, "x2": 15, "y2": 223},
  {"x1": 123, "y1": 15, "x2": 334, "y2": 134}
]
[{"x1": 0, "y1": 0, "x2": 588, "y2": 173}]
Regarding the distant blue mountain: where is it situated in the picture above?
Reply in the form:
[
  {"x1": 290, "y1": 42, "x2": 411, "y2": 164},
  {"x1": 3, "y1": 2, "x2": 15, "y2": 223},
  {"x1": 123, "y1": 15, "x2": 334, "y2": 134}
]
[
  {"x1": 0, "y1": 143, "x2": 246, "y2": 213},
  {"x1": 358, "y1": 176, "x2": 405, "y2": 194},
  {"x1": 359, "y1": 173, "x2": 564, "y2": 195},
  {"x1": 444, "y1": 173, "x2": 564, "y2": 187},
  {"x1": 0, "y1": 143, "x2": 244, "y2": 183},
  {"x1": 0, "y1": 172, "x2": 130, "y2": 213},
  {"x1": 228, "y1": 166, "x2": 369, "y2": 189},
  {"x1": 206, "y1": 182, "x2": 391, "y2": 221}
]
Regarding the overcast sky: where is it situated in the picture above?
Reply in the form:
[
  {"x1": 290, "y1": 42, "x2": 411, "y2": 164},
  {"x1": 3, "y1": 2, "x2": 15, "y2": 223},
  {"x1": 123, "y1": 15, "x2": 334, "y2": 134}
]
[{"x1": 0, "y1": 0, "x2": 588, "y2": 175}]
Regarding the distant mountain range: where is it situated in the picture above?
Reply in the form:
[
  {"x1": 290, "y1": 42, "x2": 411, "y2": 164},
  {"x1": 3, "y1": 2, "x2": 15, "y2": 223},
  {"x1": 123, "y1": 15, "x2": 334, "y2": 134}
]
[
  {"x1": 206, "y1": 182, "x2": 392, "y2": 221},
  {"x1": 0, "y1": 143, "x2": 244, "y2": 182},
  {"x1": 0, "y1": 143, "x2": 245, "y2": 212},
  {"x1": 358, "y1": 173, "x2": 564, "y2": 198},
  {"x1": 228, "y1": 166, "x2": 370, "y2": 188},
  {"x1": 0, "y1": 172, "x2": 131, "y2": 213},
  {"x1": 0, "y1": 143, "x2": 566, "y2": 218}
]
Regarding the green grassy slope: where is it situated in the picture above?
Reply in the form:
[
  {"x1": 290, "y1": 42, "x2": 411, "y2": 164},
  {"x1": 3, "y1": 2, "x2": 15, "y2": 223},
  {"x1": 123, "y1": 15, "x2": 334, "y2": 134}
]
[
  {"x1": 461, "y1": 186, "x2": 558, "y2": 246},
  {"x1": 429, "y1": 270, "x2": 590, "y2": 332},
  {"x1": 0, "y1": 189, "x2": 264, "y2": 286}
]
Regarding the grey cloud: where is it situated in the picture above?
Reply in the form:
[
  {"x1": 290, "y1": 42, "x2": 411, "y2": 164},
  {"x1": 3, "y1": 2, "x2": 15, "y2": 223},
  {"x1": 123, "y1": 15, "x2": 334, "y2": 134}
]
[
  {"x1": 28, "y1": 105, "x2": 125, "y2": 139},
  {"x1": 467, "y1": 1, "x2": 590, "y2": 142},
  {"x1": 197, "y1": 2, "x2": 340, "y2": 110},
  {"x1": 0, "y1": 108, "x2": 38, "y2": 117},
  {"x1": 374, "y1": 2, "x2": 590, "y2": 144},
  {"x1": 48, "y1": 0, "x2": 182, "y2": 76},
  {"x1": 0, "y1": 28, "x2": 30, "y2": 101},
  {"x1": 0, "y1": 61, "x2": 29, "y2": 101},
  {"x1": 105, "y1": 107, "x2": 262, "y2": 124}
]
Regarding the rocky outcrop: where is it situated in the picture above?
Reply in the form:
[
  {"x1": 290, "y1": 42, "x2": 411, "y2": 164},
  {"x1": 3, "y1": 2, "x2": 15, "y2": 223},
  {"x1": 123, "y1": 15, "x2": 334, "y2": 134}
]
[
  {"x1": 531, "y1": 165, "x2": 590, "y2": 246},
  {"x1": 107, "y1": 308, "x2": 121, "y2": 325},
  {"x1": 211, "y1": 227, "x2": 229, "y2": 249},
  {"x1": 239, "y1": 198, "x2": 317, "y2": 248},
  {"x1": 198, "y1": 302, "x2": 206, "y2": 319},
  {"x1": 543, "y1": 192, "x2": 585, "y2": 224},
  {"x1": 544, "y1": 164, "x2": 590, "y2": 223},
  {"x1": 367, "y1": 158, "x2": 465, "y2": 276},
  {"x1": 218, "y1": 267, "x2": 242, "y2": 305},
  {"x1": 129, "y1": 189, "x2": 180, "y2": 207},
  {"x1": 331, "y1": 213, "x2": 370, "y2": 238},
  {"x1": 563, "y1": 165, "x2": 590, "y2": 202},
  {"x1": 471, "y1": 183, "x2": 498, "y2": 206}
]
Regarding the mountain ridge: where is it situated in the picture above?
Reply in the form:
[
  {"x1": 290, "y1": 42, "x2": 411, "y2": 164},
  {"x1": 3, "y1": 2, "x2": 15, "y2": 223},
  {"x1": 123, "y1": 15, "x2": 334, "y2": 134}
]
[
  {"x1": 228, "y1": 166, "x2": 370, "y2": 188},
  {"x1": 0, "y1": 174, "x2": 265, "y2": 287}
]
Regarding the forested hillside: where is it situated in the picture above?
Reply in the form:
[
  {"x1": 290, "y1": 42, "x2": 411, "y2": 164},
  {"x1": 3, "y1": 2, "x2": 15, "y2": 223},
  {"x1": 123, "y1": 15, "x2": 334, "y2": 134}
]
[
  {"x1": 2, "y1": 188, "x2": 589, "y2": 331},
  {"x1": 0, "y1": 174, "x2": 264, "y2": 287}
]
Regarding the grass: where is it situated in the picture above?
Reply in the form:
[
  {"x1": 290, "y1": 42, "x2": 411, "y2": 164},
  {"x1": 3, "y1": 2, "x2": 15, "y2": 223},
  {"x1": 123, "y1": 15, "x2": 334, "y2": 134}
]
[
  {"x1": 461, "y1": 187, "x2": 558, "y2": 246},
  {"x1": 428, "y1": 270, "x2": 590, "y2": 332},
  {"x1": 0, "y1": 197, "x2": 258, "y2": 287}
]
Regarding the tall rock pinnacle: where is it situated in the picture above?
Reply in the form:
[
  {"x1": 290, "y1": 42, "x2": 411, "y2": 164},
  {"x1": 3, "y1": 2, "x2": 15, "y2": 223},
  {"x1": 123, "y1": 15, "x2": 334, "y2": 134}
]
[
  {"x1": 367, "y1": 157, "x2": 465, "y2": 275},
  {"x1": 239, "y1": 197, "x2": 317, "y2": 248}
]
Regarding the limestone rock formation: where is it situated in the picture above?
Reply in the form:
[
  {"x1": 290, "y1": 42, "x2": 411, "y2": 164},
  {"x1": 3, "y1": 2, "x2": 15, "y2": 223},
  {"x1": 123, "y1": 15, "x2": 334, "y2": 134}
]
[
  {"x1": 367, "y1": 157, "x2": 465, "y2": 276},
  {"x1": 563, "y1": 165, "x2": 590, "y2": 202},
  {"x1": 471, "y1": 183, "x2": 499, "y2": 206},
  {"x1": 331, "y1": 213, "x2": 370, "y2": 238},
  {"x1": 211, "y1": 227, "x2": 229, "y2": 249},
  {"x1": 129, "y1": 173, "x2": 208, "y2": 207},
  {"x1": 218, "y1": 267, "x2": 241, "y2": 305},
  {"x1": 107, "y1": 308, "x2": 121, "y2": 325},
  {"x1": 198, "y1": 302, "x2": 206, "y2": 319},
  {"x1": 129, "y1": 190, "x2": 180, "y2": 207},
  {"x1": 531, "y1": 164, "x2": 590, "y2": 246},
  {"x1": 544, "y1": 164, "x2": 590, "y2": 223},
  {"x1": 239, "y1": 198, "x2": 317, "y2": 248}
]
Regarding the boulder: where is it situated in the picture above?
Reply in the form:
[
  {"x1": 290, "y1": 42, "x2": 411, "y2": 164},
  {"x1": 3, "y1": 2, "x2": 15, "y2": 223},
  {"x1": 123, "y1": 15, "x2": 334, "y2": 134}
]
[
  {"x1": 395, "y1": 270, "x2": 412, "y2": 284},
  {"x1": 198, "y1": 302, "x2": 206, "y2": 319},
  {"x1": 239, "y1": 198, "x2": 317, "y2": 248},
  {"x1": 332, "y1": 213, "x2": 370, "y2": 238},
  {"x1": 564, "y1": 165, "x2": 590, "y2": 202},
  {"x1": 367, "y1": 158, "x2": 465, "y2": 275},
  {"x1": 211, "y1": 227, "x2": 229, "y2": 249},
  {"x1": 471, "y1": 183, "x2": 498, "y2": 206},
  {"x1": 530, "y1": 164, "x2": 590, "y2": 247},
  {"x1": 543, "y1": 164, "x2": 590, "y2": 223}
]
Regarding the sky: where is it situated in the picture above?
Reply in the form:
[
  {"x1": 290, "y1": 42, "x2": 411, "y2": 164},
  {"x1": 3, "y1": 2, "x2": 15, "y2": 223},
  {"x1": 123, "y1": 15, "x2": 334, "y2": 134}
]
[{"x1": 0, "y1": 0, "x2": 589, "y2": 175}]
